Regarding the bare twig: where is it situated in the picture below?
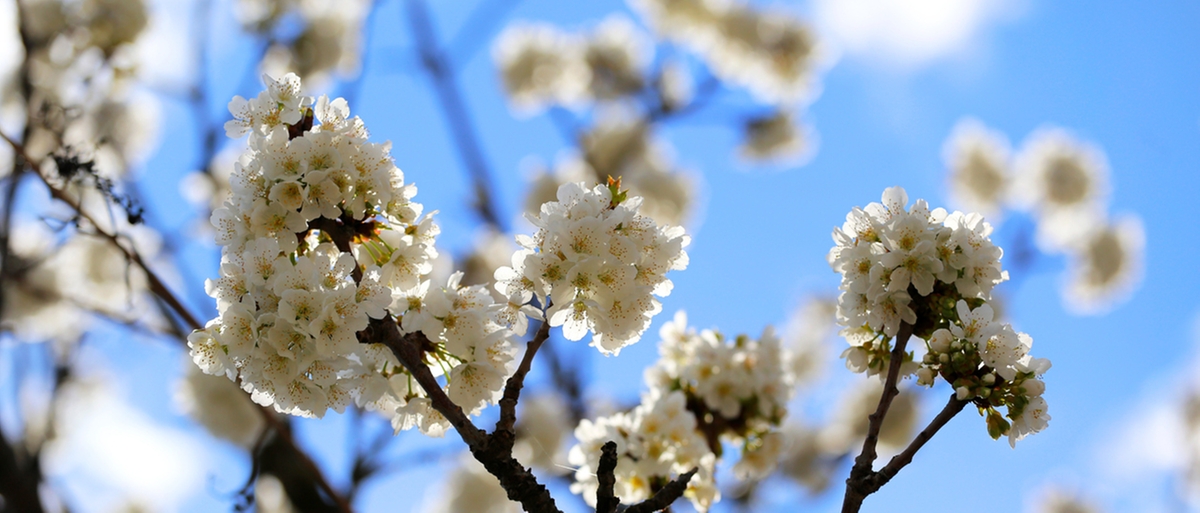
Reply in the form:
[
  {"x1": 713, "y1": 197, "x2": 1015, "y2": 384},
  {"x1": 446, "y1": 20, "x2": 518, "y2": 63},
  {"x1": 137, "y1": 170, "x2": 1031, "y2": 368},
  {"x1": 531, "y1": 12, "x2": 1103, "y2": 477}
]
[
  {"x1": 369, "y1": 318, "x2": 560, "y2": 512},
  {"x1": 842, "y1": 321, "x2": 913, "y2": 513},
  {"x1": 496, "y1": 319, "x2": 551, "y2": 435},
  {"x1": 873, "y1": 395, "x2": 967, "y2": 489},
  {"x1": 624, "y1": 468, "x2": 699, "y2": 513}
]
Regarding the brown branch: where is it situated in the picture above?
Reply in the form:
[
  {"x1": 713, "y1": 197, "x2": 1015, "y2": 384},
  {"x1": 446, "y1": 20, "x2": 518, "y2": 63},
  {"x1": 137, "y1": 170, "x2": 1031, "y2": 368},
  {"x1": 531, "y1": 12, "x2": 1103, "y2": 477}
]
[
  {"x1": 595, "y1": 441, "x2": 620, "y2": 513},
  {"x1": 871, "y1": 395, "x2": 967, "y2": 491},
  {"x1": 496, "y1": 319, "x2": 551, "y2": 435},
  {"x1": 624, "y1": 467, "x2": 698, "y2": 513},
  {"x1": 842, "y1": 321, "x2": 913, "y2": 513},
  {"x1": 369, "y1": 317, "x2": 560, "y2": 512}
]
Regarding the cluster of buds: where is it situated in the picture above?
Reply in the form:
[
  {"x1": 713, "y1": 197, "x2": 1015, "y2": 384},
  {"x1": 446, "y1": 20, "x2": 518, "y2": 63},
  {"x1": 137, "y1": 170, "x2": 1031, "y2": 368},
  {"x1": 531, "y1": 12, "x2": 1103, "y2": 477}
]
[{"x1": 917, "y1": 301, "x2": 1051, "y2": 446}]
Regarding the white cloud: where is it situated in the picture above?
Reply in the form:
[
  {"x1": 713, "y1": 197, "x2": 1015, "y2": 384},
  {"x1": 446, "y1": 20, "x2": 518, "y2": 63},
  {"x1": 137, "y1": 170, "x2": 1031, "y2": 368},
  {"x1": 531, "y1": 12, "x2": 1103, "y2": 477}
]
[{"x1": 810, "y1": 0, "x2": 1023, "y2": 68}]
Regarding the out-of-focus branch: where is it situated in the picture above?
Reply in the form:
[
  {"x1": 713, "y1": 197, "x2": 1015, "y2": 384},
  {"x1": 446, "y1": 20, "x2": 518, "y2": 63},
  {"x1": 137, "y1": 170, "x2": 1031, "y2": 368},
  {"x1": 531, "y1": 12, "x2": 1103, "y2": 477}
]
[
  {"x1": 0, "y1": 427, "x2": 45, "y2": 513},
  {"x1": 0, "y1": 132, "x2": 353, "y2": 513},
  {"x1": 842, "y1": 322, "x2": 913, "y2": 513},
  {"x1": 405, "y1": 0, "x2": 506, "y2": 231},
  {"x1": 447, "y1": 0, "x2": 523, "y2": 67}
]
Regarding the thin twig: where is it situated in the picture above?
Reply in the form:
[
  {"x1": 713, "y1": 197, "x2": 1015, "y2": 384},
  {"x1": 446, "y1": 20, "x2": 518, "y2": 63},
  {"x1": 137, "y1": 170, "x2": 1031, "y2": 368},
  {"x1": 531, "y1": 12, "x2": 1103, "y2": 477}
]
[
  {"x1": 842, "y1": 321, "x2": 913, "y2": 513},
  {"x1": 496, "y1": 319, "x2": 551, "y2": 435},
  {"x1": 873, "y1": 394, "x2": 967, "y2": 489},
  {"x1": 624, "y1": 468, "x2": 699, "y2": 513}
]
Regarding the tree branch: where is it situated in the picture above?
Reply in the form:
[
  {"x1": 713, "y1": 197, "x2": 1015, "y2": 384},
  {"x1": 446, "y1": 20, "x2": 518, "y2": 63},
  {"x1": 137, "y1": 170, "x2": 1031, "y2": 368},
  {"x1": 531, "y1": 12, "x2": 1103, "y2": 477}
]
[
  {"x1": 368, "y1": 317, "x2": 561, "y2": 512},
  {"x1": 496, "y1": 319, "x2": 551, "y2": 436},
  {"x1": 595, "y1": 441, "x2": 620, "y2": 513},
  {"x1": 405, "y1": 0, "x2": 506, "y2": 231},
  {"x1": 624, "y1": 467, "x2": 698, "y2": 513},
  {"x1": 842, "y1": 321, "x2": 913, "y2": 513},
  {"x1": 872, "y1": 395, "x2": 967, "y2": 490}
]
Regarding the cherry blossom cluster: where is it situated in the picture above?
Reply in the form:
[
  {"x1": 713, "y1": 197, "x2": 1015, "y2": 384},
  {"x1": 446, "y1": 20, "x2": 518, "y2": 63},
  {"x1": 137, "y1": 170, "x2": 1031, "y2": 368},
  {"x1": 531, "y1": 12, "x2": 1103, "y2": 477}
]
[
  {"x1": 630, "y1": 0, "x2": 820, "y2": 105},
  {"x1": 494, "y1": 16, "x2": 650, "y2": 113},
  {"x1": 496, "y1": 179, "x2": 690, "y2": 355},
  {"x1": 645, "y1": 311, "x2": 796, "y2": 479},
  {"x1": 916, "y1": 301, "x2": 1051, "y2": 447},
  {"x1": 569, "y1": 390, "x2": 719, "y2": 511},
  {"x1": 190, "y1": 74, "x2": 525, "y2": 433},
  {"x1": 828, "y1": 186, "x2": 1008, "y2": 374},
  {"x1": 943, "y1": 120, "x2": 1144, "y2": 314},
  {"x1": 567, "y1": 312, "x2": 798, "y2": 510},
  {"x1": 830, "y1": 186, "x2": 1051, "y2": 446}
]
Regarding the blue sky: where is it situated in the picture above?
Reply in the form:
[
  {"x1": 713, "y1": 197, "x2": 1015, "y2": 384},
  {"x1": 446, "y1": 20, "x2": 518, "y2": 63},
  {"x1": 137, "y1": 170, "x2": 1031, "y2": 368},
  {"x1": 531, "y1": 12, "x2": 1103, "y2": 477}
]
[{"x1": 25, "y1": 0, "x2": 1200, "y2": 511}]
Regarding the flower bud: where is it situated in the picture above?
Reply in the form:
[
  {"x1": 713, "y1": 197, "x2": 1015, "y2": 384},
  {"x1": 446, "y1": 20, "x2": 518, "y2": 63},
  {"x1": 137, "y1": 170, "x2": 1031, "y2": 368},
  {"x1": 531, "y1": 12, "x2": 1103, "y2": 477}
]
[
  {"x1": 1021, "y1": 379, "x2": 1046, "y2": 397},
  {"x1": 956, "y1": 386, "x2": 971, "y2": 400}
]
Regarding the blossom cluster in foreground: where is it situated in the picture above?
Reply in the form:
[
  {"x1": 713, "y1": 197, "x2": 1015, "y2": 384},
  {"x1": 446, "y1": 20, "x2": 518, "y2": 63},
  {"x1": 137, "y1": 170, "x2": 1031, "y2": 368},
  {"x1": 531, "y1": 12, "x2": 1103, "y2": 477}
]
[
  {"x1": 828, "y1": 186, "x2": 1051, "y2": 445},
  {"x1": 189, "y1": 74, "x2": 525, "y2": 432},
  {"x1": 496, "y1": 178, "x2": 690, "y2": 355},
  {"x1": 569, "y1": 311, "x2": 800, "y2": 511},
  {"x1": 191, "y1": 74, "x2": 688, "y2": 434}
]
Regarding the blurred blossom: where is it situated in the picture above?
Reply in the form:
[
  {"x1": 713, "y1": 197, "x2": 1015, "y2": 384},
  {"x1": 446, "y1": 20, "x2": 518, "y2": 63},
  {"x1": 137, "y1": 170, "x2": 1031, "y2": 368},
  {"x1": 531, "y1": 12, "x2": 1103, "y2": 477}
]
[
  {"x1": 62, "y1": 92, "x2": 161, "y2": 168},
  {"x1": 1013, "y1": 127, "x2": 1110, "y2": 251},
  {"x1": 657, "y1": 58, "x2": 693, "y2": 112},
  {"x1": 780, "y1": 297, "x2": 835, "y2": 387},
  {"x1": 513, "y1": 393, "x2": 572, "y2": 472},
  {"x1": 1030, "y1": 487, "x2": 1104, "y2": 513},
  {"x1": 255, "y1": 474, "x2": 297, "y2": 513},
  {"x1": 0, "y1": 219, "x2": 84, "y2": 345},
  {"x1": 19, "y1": 0, "x2": 68, "y2": 48},
  {"x1": 494, "y1": 23, "x2": 589, "y2": 114},
  {"x1": 1063, "y1": 214, "x2": 1144, "y2": 315},
  {"x1": 425, "y1": 456, "x2": 521, "y2": 513},
  {"x1": 739, "y1": 109, "x2": 811, "y2": 163},
  {"x1": 43, "y1": 376, "x2": 206, "y2": 512},
  {"x1": 942, "y1": 118, "x2": 1011, "y2": 219},
  {"x1": 524, "y1": 114, "x2": 696, "y2": 227},
  {"x1": 251, "y1": 0, "x2": 370, "y2": 82},
  {"x1": 709, "y1": 6, "x2": 820, "y2": 105},
  {"x1": 174, "y1": 361, "x2": 266, "y2": 448},
  {"x1": 778, "y1": 422, "x2": 834, "y2": 493},
  {"x1": 580, "y1": 113, "x2": 695, "y2": 225},
  {"x1": 583, "y1": 15, "x2": 652, "y2": 101},
  {"x1": 74, "y1": 0, "x2": 150, "y2": 56},
  {"x1": 235, "y1": 0, "x2": 297, "y2": 32},
  {"x1": 458, "y1": 228, "x2": 515, "y2": 287},
  {"x1": 820, "y1": 379, "x2": 919, "y2": 454},
  {"x1": 629, "y1": 0, "x2": 724, "y2": 51},
  {"x1": 632, "y1": 0, "x2": 822, "y2": 105}
]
